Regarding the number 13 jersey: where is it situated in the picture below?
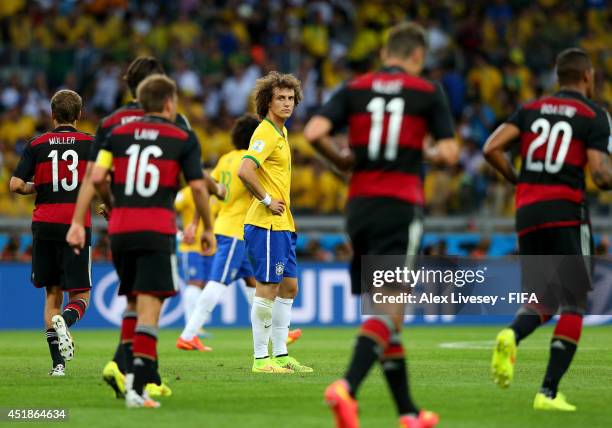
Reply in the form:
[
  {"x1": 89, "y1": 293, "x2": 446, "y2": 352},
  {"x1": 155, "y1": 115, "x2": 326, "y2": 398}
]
[
  {"x1": 97, "y1": 115, "x2": 203, "y2": 252},
  {"x1": 508, "y1": 90, "x2": 610, "y2": 236},
  {"x1": 13, "y1": 125, "x2": 94, "y2": 243},
  {"x1": 317, "y1": 66, "x2": 455, "y2": 206}
]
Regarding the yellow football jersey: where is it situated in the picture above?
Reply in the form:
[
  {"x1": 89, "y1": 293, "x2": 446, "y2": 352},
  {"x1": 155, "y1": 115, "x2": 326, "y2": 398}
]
[
  {"x1": 210, "y1": 149, "x2": 253, "y2": 239},
  {"x1": 175, "y1": 186, "x2": 219, "y2": 254},
  {"x1": 242, "y1": 119, "x2": 295, "y2": 232}
]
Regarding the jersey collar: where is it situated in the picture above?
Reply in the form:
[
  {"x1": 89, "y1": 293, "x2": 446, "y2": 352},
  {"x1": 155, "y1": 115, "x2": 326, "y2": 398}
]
[
  {"x1": 556, "y1": 89, "x2": 587, "y2": 101},
  {"x1": 143, "y1": 114, "x2": 174, "y2": 124},
  {"x1": 381, "y1": 65, "x2": 407, "y2": 74},
  {"x1": 52, "y1": 125, "x2": 77, "y2": 132},
  {"x1": 264, "y1": 117, "x2": 286, "y2": 138}
]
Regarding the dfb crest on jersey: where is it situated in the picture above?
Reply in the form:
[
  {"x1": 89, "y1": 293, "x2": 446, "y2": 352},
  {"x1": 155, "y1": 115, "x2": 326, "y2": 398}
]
[{"x1": 275, "y1": 262, "x2": 285, "y2": 277}]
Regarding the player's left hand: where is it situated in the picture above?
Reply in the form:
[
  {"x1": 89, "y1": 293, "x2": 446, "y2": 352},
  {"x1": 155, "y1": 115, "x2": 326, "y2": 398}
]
[
  {"x1": 200, "y1": 230, "x2": 216, "y2": 255},
  {"x1": 216, "y1": 183, "x2": 227, "y2": 200},
  {"x1": 66, "y1": 223, "x2": 86, "y2": 255}
]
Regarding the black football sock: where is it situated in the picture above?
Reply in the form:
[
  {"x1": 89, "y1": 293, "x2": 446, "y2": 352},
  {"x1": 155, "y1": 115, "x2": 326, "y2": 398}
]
[
  {"x1": 381, "y1": 343, "x2": 419, "y2": 416},
  {"x1": 541, "y1": 313, "x2": 582, "y2": 398},
  {"x1": 510, "y1": 307, "x2": 550, "y2": 344},
  {"x1": 150, "y1": 359, "x2": 162, "y2": 385},
  {"x1": 344, "y1": 318, "x2": 391, "y2": 397},
  {"x1": 46, "y1": 329, "x2": 64, "y2": 367},
  {"x1": 132, "y1": 325, "x2": 158, "y2": 395},
  {"x1": 114, "y1": 311, "x2": 137, "y2": 373},
  {"x1": 62, "y1": 298, "x2": 88, "y2": 327}
]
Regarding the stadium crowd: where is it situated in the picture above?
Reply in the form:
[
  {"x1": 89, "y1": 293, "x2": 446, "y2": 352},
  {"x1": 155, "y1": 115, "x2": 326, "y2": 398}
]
[{"x1": 0, "y1": 0, "x2": 610, "y2": 218}]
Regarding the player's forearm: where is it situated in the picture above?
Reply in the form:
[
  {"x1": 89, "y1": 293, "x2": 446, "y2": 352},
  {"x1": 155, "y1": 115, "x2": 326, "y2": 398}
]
[
  {"x1": 590, "y1": 153, "x2": 612, "y2": 190},
  {"x1": 203, "y1": 171, "x2": 223, "y2": 198},
  {"x1": 238, "y1": 163, "x2": 267, "y2": 201},
  {"x1": 190, "y1": 180, "x2": 213, "y2": 231},
  {"x1": 9, "y1": 177, "x2": 36, "y2": 195},
  {"x1": 484, "y1": 150, "x2": 518, "y2": 184},
  {"x1": 311, "y1": 136, "x2": 354, "y2": 172},
  {"x1": 425, "y1": 138, "x2": 460, "y2": 167}
]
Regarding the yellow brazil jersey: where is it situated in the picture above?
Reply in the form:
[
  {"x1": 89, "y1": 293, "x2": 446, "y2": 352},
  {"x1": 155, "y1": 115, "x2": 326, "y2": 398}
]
[
  {"x1": 210, "y1": 149, "x2": 253, "y2": 239},
  {"x1": 175, "y1": 186, "x2": 219, "y2": 254},
  {"x1": 243, "y1": 118, "x2": 295, "y2": 232}
]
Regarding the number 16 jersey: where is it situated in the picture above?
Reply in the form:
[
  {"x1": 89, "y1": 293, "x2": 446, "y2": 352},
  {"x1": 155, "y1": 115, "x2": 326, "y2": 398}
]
[
  {"x1": 96, "y1": 115, "x2": 203, "y2": 252},
  {"x1": 508, "y1": 90, "x2": 610, "y2": 236},
  {"x1": 13, "y1": 125, "x2": 93, "y2": 243}
]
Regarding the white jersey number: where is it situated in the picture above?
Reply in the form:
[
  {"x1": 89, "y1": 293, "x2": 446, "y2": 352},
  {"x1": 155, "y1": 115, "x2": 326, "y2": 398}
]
[
  {"x1": 48, "y1": 149, "x2": 79, "y2": 192},
  {"x1": 124, "y1": 144, "x2": 162, "y2": 197},
  {"x1": 366, "y1": 97, "x2": 405, "y2": 161},
  {"x1": 525, "y1": 118, "x2": 573, "y2": 174}
]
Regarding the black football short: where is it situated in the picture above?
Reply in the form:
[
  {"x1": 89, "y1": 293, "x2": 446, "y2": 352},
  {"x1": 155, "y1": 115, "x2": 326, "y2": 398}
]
[
  {"x1": 112, "y1": 249, "x2": 179, "y2": 297},
  {"x1": 31, "y1": 238, "x2": 91, "y2": 291},
  {"x1": 346, "y1": 197, "x2": 423, "y2": 295},
  {"x1": 518, "y1": 225, "x2": 593, "y2": 314}
]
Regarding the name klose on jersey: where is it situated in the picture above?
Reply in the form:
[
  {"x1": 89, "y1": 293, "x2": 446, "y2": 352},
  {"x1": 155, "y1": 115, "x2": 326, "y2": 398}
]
[
  {"x1": 134, "y1": 129, "x2": 159, "y2": 140},
  {"x1": 372, "y1": 79, "x2": 403, "y2": 95}
]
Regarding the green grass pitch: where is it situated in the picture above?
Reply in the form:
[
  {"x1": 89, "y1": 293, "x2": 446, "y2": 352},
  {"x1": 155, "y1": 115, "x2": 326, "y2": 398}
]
[{"x1": 1, "y1": 326, "x2": 611, "y2": 427}]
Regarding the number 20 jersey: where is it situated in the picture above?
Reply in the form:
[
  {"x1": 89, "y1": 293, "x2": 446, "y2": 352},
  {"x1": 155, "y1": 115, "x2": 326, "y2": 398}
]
[
  {"x1": 13, "y1": 125, "x2": 93, "y2": 242},
  {"x1": 317, "y1": 66, "x2": 455, "y2": 206},
  {"x1": 508, "y1": 90, "x2": 611, "y2": 236},
  {"x1": 99, "y1": 115, "x2": 203, "y2": 252}
]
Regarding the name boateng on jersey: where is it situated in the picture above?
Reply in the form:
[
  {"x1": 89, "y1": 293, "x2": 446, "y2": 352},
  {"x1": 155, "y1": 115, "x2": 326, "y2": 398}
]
[{"x1": 508, "y1": 90, "x2": 611, "y2": 236}]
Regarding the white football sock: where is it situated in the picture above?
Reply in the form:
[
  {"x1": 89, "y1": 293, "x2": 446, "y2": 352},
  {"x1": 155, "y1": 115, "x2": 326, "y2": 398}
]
[
  {"x1": 251, "y1": 297, "x2": 273, "y2": 359},
  {"x1": 238, "y1": 279, "x2": 255, "y2": 306},
  {"x1": 271, "y1": 297, "x2": 293, "y2": 357},
  {"x1": 180, "y1": 281, "x2": 226, "y2": 340},
  {"x1": 182, "y1": 284, "x2": 202, "y2": 323}
]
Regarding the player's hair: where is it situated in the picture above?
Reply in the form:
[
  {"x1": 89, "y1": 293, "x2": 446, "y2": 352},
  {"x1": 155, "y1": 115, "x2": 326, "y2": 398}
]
[
  {"x1": 253, "y1": 71, "x2": 302, "y2": 119},
  {"x1": 556, "y1": 48, "x2": 592, "y2": 86},
  {"x1": 231, "y1": 114, "x2": 260, "y2": 150},
  {"x1": 124, "y1": 56, "x2": 165, "y2": 98},
  {"x1": 385, "y1": 22, "x2": 427, "y2": 59},
  {"x1": 50, "y1": 89, "x2": 82, "y2": 124},
  {"x1": 136, "y1": 74, "x2": 177, "y2": 113}
]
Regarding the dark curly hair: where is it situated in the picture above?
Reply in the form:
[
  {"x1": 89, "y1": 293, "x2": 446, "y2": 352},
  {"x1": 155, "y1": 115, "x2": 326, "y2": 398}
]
[
  {"x1": 124, "y1": 56, "x2": 165, "y2": 98},
  {"x1": 231, "y1": 114, "x2": 260, "y2": 150},
  {"x1": 253, "y1": 71, "x2": 302, "y2": 119}
]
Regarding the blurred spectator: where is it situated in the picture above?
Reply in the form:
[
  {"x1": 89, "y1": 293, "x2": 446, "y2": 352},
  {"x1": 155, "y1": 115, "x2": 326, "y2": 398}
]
[
  {"x1": 93, "y1": 229, "x2": 111, "y2": 261},
  {"x1": 1, "y1": 234, "x2": 20, "y2": 261}
]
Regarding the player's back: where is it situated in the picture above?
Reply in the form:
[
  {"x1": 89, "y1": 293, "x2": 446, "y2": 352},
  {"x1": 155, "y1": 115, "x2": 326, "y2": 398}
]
[
  {"x1": 211, "y1": 149, "x2": 252, "y2": 239},
  {"x1": 103, "y1": 115, "x2": 200, "y2": 252},
  {"x1": 18, "y1": 126, "x2": 93, "y2": 241},
  {"x1": 325, "y1": 67, "x2": 454, "y2": 206},
  {"x1": 510, "y1": 90, "x2": 609, "y2": 235}
]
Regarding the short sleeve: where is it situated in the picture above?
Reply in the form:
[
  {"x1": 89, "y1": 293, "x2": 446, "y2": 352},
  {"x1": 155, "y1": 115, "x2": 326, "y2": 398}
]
[
  {"x1": 180, "y1": 132, "x2": 204, "y2": 182},
  {"x1": 210, "y1": 160, "x2": 221, "y2": 182},
  {"x1": 317, "y1": 84, "x2": 350, "y2": 130},
  {"x1": 587, "y1": 109, "x2": 611, "y2": 154},
  {"x1": 90, "y1": 123, "x2": 108, "y2": 161},
  {"x1": 506, "y1": 107, "x2": 523, "y2": 129},
  {"x1": 175, "y1": 189, "x2": 186, "y2": 211},
  {"x1": 13, "y1": 142, "x2": 35, "y2": 181},
  {"x1": 427, "y1": 83, "x2": 455, "y2": 140},
  {"x1": 243, "y1": 133, "x2": 276, "y2": 168}
]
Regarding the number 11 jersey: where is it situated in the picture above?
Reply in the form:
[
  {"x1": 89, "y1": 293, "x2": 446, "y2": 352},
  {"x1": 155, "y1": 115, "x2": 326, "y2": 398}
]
[
  {"x1": 13, "y1": 125, "x2": 94, "y2": 243},
  {"x1": 508, "y1": 90, "x2": 610, "y2": 236}
]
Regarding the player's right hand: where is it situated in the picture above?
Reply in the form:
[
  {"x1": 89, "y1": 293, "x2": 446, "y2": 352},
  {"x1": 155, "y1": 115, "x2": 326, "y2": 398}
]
[
  {"x1": 183, "y1": 223, "x2": 197, "y2": 245},
  {"x1": 66, "y1": 223, "x2": 85, "y2": 255},
  {"x1": 97, "y1": 203, "x2": 110, "y2": 221},
  {"x1": 200, "y1": 230, "x2": 216, "y2": 255},
  {"x1": 269, "y1": 199, "x2": 285, "y2": 215}
]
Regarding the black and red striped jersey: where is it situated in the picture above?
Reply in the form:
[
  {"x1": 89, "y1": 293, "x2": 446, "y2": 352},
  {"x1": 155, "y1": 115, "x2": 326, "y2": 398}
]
[
  {"x1": 13, "y1": 126, "x2": 93, "y2": 242},
  {"x1": 90, "y1": 100, "x2": 191, "y2": 162},
  {"x1": 317, "y1": 66, "x2": 455, "y2": 205},
  {"x1": 508, "y1": 90, "x2": 611, "y2": 236},
  {"x1": 101, "y1": 115, "x2": 203, "y2": 252}
]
